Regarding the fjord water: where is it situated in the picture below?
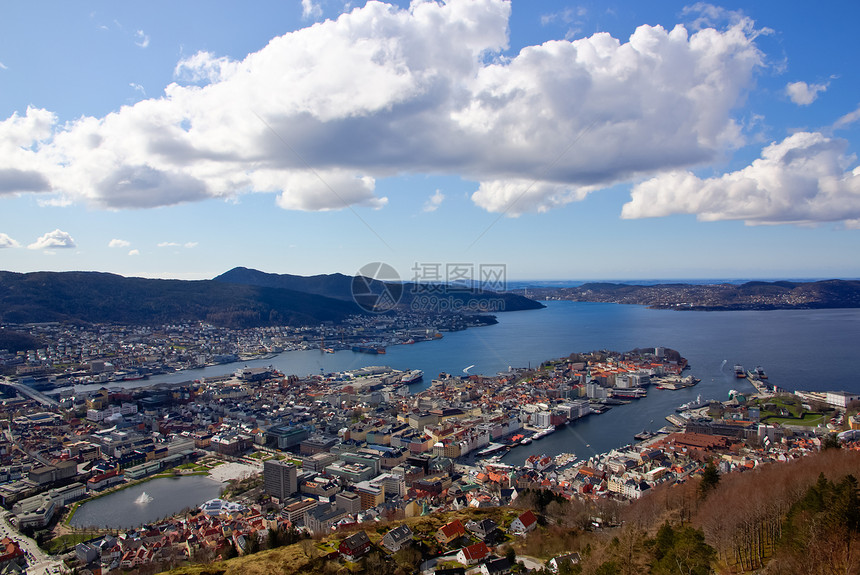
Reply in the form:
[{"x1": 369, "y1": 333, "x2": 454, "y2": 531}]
[{"x1": 78, "y1": 301, "x2": 860, "y2": 458}]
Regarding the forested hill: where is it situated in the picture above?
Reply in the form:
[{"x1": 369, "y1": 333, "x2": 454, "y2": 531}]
[
  {"x1": 214, "y1": 267, "x2": 545, "y2": 312},
  {"x1": 520, "y1": 279, "x2": 860, "y2": 310},
  {"x1": 0, "y1": 268, "x2": 544, "y2": 328},
  {"x1": 0, "y1": 271, "x2": 360, "y2": 328}
]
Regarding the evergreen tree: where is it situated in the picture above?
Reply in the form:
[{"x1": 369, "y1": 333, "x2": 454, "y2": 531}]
[{"x1": 699, "y1": 461, "x2": 720, "y2": 498}]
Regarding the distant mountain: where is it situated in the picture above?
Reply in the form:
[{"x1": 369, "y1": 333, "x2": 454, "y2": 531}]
[
  {"x1": 213, "y1": 267, "x2": 545, "y2": 312},
  {"x1": 0, "y1": 271, "x2": 361, "y2": 328},
  {"x1": 521, "y1": 279, "x2": 860, "y2": 310},
  {"x1": 214, "y1": 267, "x2": 355, "y2": 301}
]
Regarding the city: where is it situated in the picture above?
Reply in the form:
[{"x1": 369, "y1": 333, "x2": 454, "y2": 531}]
[{"x1": 0, "y1": 333, "x2": 857, "y2": 574}]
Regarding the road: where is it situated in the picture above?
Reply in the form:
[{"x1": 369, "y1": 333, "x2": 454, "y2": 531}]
[
  {"x1": 0, "y1": 513, "x2": 66, "y2": 574},
  {"x1": 0, "y1": 379, "x2": 59, "y2": 408}
]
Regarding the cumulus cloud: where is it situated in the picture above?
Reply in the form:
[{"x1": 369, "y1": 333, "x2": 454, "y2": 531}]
[
  {"x1": 422, "y1": 189, "x2": 445, "y2": 212},
  {"x1": 301, "y1": 0, "x2": 322, "y2": 20},
  {"x1": 786, "y1": 81, "x2": 827, "y2": 106},
  {"x1": 621, "y1": 132, "x2": 860, "y2": 225},
  {"x1": 134, "y1": 30, "x2": 149, "y2": 48},
  {"x1": 128, "y1": 249, "x2": 140, "y2": 256},
  {"x1": 28, "y1": 229, "x2": 76, "y2": 249},
  {"x1": 0, "y1": 233, "x2": 20, "y2": 248},
  {"x1": 109, "y1": 238, "x2": 130, "y2": 248},
  {"x1": 0, "y1": 0, "x2": 766, "y2": 216}
]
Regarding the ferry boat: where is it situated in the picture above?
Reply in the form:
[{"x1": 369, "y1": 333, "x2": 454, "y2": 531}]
[
  {"x1": 477, "y1": 442, "x2": 508, "y2": 456},
  {"x1": 754, "y1": 366, "x2": 768, "y2": 379},
  {"x1": 733, "y1": 364, "x2": 746, "y2": 378},
  {"x1": 531, "y1": 427, "x2": 555, "y2": 440},
  {"x1": 634, "y1": 429, "x2": 656, "y2": 441},
  {"x1": 400, "y1": 369, "x2": 424, "y2": 384}
]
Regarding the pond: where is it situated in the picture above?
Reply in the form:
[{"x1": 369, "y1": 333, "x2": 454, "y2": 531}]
[{"x1": 70, "y1": 475, "x2": 223, "y2": 529}]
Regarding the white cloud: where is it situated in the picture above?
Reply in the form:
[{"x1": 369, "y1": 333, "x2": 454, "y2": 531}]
[
  {"x1": 158, "y1": 241, "x2": 198, "y2": 248},
  {"x1": 134, "y1": 30, "x2": 150, "y2": 48},
  {"x1": 0, "y1": 0, "x2": 766, "y2": 216},
  {"x1": 128, "y1": 249, "x2": 140, "y2": 256},
  {"x1": 174, "y1": 51, "x2": 237, "y2": 84},
  {"x1": 109, "y1": 238, "x2": 130, "y2": 248},
  {"x1": 833, "y1": 104, "x2": 860, "y2": 131},
  {"x1": 129, "y1": 83, "x2": 146, "y2": 96},
  {"x1": 786, "y1": 81, "x2": 827, "y2": 106},
  {"x1": 0, "y1": 233, "x2": 20, "y2": 248},
  {"x1": 302, "y1": 0, "x2": 322, "y2": 20},
  {"x1": 28, "y1": 229, "x2": 76, "y2": 249},
  {"x1": 622, "y1": 132, "x2": 860, "y2": 225},
  {"x1": 422, "y1": 189, "x2": 445, "y2": 212},
  {"x1": 0, "y1": 62, "x2": 7, "y2": 70}
]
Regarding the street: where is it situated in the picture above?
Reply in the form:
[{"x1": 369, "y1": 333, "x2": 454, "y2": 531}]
[{"x1": 0, "y1": 513, "x2": 65, "y2": 574}]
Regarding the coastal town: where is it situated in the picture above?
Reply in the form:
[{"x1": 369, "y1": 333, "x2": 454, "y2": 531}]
[{"x1": 0, "y1": 323, "x2": 859, "y2": 574}]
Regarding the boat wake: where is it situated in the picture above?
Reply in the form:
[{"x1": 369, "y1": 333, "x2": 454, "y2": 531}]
[{"x1": 135, "y1": 492, "x2": 154, "y2": 505}]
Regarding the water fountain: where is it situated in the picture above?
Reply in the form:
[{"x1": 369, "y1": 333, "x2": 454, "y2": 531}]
[{"x1": 135, "y1": 491, "x2": 153, "y2": 505}]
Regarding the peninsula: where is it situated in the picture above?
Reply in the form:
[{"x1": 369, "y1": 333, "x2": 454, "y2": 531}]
[{"x1": 515, "y1": 279, "x2": 860, "y2": 310}]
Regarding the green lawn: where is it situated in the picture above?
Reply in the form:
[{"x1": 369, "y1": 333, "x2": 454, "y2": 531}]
[
  {"x1": 45, "y1": 531, "x2": 103, "y2": 554},
  {"x1": 764, "y1": 413, "x2": 828, "y2": 427}
]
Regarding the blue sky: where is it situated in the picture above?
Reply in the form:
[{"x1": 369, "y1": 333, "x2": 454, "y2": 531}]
[{"x1": 1, "y1": 0, "x2": 858, "y2": 282}]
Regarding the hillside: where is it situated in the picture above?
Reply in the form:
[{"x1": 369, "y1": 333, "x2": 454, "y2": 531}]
[
  {"x1": 214, "y1": 267, "x2": 545, "y2": 312},
  {"x1": 157, "y1": 449, "x2": 860, "y2": 575},
  {"x1": 0, "y1": 271, "x2": 361, "y2": 328}
]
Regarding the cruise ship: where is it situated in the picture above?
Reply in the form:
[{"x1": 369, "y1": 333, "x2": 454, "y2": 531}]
[{"x1": 400, "y1": 369, "x2": 424, "y2": 384}]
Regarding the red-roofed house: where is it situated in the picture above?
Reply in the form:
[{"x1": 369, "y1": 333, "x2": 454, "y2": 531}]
[
  {"x1": 0, "y1": 538, "x2": 25, "y2": 569},
  {"x1": 436, "y1": 519, "x2": 466, "y2": 545},
  {"x1": 510, "y1": 510, "x2": 538, "y2": 535},
  {"x1": 457, "y1": 541, "x2": 491, "y2": 565}
]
